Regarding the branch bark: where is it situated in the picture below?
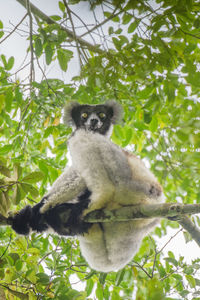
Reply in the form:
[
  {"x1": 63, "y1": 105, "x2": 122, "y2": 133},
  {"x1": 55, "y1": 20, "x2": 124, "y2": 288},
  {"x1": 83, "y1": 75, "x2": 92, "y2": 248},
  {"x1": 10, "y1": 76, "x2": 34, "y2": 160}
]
[
  {"x1": 84, "y1": 203, "x2": 200, "y2": 222},
  {"x1": 16, "y1": 0, "x2": 105, "y2": 54}
]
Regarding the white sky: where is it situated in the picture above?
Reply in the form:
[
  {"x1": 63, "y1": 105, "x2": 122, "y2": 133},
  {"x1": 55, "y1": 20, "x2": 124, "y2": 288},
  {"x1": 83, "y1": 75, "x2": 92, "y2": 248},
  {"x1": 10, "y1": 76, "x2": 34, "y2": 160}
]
[{"x1": 0, "y1": 0, "x2": 200, "y2": 273}]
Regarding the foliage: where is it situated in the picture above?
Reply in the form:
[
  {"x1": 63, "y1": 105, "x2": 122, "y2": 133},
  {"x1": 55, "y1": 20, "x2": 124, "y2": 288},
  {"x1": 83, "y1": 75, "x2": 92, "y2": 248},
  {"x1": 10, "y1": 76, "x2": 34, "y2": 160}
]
[{"x1": 0, "y1": 0, "x2": 200, "y2": 298}]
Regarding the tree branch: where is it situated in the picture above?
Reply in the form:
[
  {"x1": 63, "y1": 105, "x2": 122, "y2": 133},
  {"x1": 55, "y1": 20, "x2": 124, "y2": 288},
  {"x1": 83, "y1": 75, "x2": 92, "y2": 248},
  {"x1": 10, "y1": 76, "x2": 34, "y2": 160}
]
[
  {"x1": 84, "y1": 203, "x2": 200, "y2": 222},
  {"x1": 16, "y1": 0, "x2": 105, "y2": 54}
]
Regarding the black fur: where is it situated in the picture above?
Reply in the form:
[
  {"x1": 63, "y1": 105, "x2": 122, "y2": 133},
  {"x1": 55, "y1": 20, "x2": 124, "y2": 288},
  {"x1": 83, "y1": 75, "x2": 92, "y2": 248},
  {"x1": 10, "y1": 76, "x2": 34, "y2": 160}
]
[{"x1": 9, "y1": 189, "x2": 92, "y2": 236}]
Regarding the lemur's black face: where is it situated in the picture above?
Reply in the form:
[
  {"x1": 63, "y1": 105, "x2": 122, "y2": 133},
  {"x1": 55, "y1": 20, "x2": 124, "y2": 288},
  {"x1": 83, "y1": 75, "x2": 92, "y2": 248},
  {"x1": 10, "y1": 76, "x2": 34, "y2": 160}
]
[{"x1": 71, "y1": 104, "x2": 114, "y2": 135}]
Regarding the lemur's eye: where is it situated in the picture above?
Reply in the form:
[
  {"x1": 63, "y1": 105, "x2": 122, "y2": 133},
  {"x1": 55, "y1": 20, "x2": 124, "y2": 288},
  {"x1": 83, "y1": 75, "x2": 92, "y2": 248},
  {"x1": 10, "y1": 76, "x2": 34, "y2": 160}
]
[
  {"x1": 81, "y1": 112, "x2": 88, "y2": 119},
  {"x1": 99, "y1": 112, "x2": 106, "y2": 119}
]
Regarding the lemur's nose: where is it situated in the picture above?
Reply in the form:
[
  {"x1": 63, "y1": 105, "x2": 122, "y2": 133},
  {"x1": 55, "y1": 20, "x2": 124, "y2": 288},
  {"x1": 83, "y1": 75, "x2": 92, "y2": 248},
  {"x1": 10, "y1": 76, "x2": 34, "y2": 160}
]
[{"x1": 90, "y1": 119, "x2": 98, "y2": 127}]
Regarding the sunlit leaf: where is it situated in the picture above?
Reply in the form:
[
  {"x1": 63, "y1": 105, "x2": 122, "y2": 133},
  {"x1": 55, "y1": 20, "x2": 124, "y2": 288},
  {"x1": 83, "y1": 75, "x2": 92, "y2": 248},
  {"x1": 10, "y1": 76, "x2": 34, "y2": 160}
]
[{"x1": 22, "y1": 171, "x2": 44, "y2": 183}]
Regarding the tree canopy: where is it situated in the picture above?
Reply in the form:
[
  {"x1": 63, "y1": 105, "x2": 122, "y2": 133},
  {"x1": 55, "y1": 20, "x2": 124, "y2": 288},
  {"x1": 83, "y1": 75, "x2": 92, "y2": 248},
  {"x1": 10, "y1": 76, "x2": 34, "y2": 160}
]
[{"x1": 0, "y1": 0, "x2": 200, "y2": 299}]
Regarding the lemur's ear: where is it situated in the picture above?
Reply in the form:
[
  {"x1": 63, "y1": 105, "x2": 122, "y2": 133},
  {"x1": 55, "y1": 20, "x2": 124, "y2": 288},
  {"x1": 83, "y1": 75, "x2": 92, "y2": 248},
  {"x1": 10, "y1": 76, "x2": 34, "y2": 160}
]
[
  {"x1": 105, "y1": 100, "x2": 123, "y2": 124},
  {"x1": 63, "y1": 102, "x2": 80, "y2": 126}
]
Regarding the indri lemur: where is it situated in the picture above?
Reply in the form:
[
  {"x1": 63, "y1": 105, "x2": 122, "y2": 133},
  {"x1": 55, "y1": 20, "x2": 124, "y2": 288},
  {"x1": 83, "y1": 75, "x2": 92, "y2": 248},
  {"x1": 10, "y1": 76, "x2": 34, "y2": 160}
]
[{"x1": 9, "y1": 101, "x2": 163, "y2": 272}]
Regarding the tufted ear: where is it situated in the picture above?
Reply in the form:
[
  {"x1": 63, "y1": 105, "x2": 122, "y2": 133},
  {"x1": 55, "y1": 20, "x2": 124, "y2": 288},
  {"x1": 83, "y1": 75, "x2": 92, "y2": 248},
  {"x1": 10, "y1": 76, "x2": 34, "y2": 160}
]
[
  {"x1": 105, "y1": 100, "x2": 123, "y2": 124},
  {"x1": 63, "y1": 101, "x2": 80, "y2": 126}
]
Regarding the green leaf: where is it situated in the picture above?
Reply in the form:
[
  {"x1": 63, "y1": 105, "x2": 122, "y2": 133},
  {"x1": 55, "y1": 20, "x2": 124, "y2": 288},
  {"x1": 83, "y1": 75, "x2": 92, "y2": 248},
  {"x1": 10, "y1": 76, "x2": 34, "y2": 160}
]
[
  {"x1": 128, "y1": 22, "x2": 138, "y2": 33},
  {"x1": 58, "y1": 1, "x2": 65, "y2": 12},
  {"x1": 45, "y1": 44, "x2": 53, "y2": 65},
  {"x1": 149, "y1": 117, "x2": 158, "y2": 132},
  {"x1": 6, "y1": 56, "x2": 14, "y2": 70},
  {"x1": 96, "y1": 282, "x2": 103, "y2": 300},
  {"x1": 0, "y1": 165, "x2": 10, "y2": 177},
  {"x1": 164, "y1": 257, "x2": 178, "y2": 267},
  {"x1": 185, "y1": 274, "x2": 196, "y2": 288},
  {"x1": 22, "y1": 171, "x2": 44, "y2": 183},
  {"x1": 122, "y1": 13, "x2": 132, "y2": 25},
  {"x1": 1, "y1": 54, "x2": 7, "y2": 67},
  {"x1": 0, "y1": 94, "x2": 5, "y2": 113},
  {"x1": 183, "y1": 230, "x2": 192, "y2": 243},
  {"x1": 13, "y1": 185, "x2": 22, "y2": 204},
  {"x1": 86, "y1": 279, "x2": 94, "y2": 296},
  {"x1": 115, "y1": 269, "x2": 125, "y2": 286},
  {"x1": 5, "y1": 88, "x2": 13, "y2": 112},
  {"x1": 123, "y1": 127, "x2": 132, "y2": 146},
  {"x1": 0, "y1": 145, "x2": 12, "y2": 154},
  {"x1": 108, "y1": 26, "x2": 114, "y2": 35},
  {"x1": 50, "y1": 15, "x2": 61, "y2": 21},
  {"x1": 104, "y1": 11, "x2": 111, "y2": 18},
  {"x1": 99, "y1": 273, "x2": 107, "y2": 284},
  {"x1": 36, "y1": 273, "x2": 50, "y2": 285},
  {"x1": 35, "y1": 38, "x2": 43, "y2": 57},
  {"x1": 21, "y1": 183, "x2": 39, "y2": 198},
  {"x1": 57, "y1": 49, "x2": 73, "y2": 72}
]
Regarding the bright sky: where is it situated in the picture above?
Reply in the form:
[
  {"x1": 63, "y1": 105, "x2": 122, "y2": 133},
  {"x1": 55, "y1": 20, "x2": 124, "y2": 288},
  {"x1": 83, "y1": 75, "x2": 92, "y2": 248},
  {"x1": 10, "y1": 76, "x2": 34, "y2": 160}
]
[{"x1": 0, "y1": 0, "x2": 200, "y2": 267}]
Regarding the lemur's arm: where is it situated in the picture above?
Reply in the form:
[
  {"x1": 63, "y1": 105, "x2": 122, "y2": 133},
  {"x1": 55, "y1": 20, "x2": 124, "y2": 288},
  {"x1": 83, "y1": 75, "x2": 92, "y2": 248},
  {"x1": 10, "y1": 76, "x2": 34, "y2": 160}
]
[{"x1": 40, "y1": 166, "x2": 87, "y2": 213}]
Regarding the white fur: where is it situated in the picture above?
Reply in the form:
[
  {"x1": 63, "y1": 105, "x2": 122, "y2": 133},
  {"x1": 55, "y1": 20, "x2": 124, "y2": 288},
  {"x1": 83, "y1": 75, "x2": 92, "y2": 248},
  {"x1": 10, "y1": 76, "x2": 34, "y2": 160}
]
[{"x1": 41, "y1": 128, "x2": 164, "y2": 272}]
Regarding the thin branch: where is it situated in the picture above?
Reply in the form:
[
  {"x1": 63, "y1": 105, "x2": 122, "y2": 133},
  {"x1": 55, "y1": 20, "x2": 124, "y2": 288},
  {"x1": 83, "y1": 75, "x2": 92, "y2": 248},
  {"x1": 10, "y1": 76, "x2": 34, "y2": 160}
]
[
  {"x1": 68, "y1": 10, "x2": 96, "y2": 45},
  {"x1": 26, "y1": 0, "x2": 35, "y2": 91},
  {"x1": 132, "y1": 261, "x2": 152, "y2": 278},
  {"x1": 179, "y1": 28, "x2": 200, "y2": 40},
  {"x1": 158, "y1": 228, "x2": 183, "y2": 253},
  {"x1": 63, "y1": 0, "x2": 82, "y2": 68},
  {"x1": 16, "y1": 0, "x2": 105, "y2": 54},
  {"x1": 0, "y1": 13, "x2": 28, "y2": 44},
  {"x1": 90, "y1": 1, "x2": 107, "y2": 50},
  {"x1": 80, "y1": 7, "x2": 121, "y2": 38}
]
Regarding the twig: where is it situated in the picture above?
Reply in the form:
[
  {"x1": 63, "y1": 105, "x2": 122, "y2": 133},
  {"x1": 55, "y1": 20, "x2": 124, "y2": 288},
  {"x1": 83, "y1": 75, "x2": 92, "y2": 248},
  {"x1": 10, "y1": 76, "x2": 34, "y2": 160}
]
[
  {"x1": 80, "y1": 4, "x2": 123, "y2": 39},
  {"x1": 68, "y1": 9, "x2": 96, "y2": 45},
  {"x1": 179, "y1": 28, "x2": 200, "y2": 40},
  {"x1": 63, "y1": 0, "x2": 82, "y2": 68},
  {"x1": 0, "y1": 13, "x2": 28, "y2": 44},
  {"x1": 158, "y1": 228, "x2": 183, "y2": 253},
  {"x1": 132, "y1": 261, "x2": 152, "y2": 278},
  {"x1": 26, "y1": 0, "x2": 35, "y2": 91}
]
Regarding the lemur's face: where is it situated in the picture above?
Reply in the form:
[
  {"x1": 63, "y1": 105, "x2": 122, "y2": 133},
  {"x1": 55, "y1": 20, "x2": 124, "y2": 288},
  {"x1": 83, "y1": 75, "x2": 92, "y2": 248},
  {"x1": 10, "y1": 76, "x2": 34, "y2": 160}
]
[{"x1": 71, "y1": 104, "x2": 114, "y2": 135}]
